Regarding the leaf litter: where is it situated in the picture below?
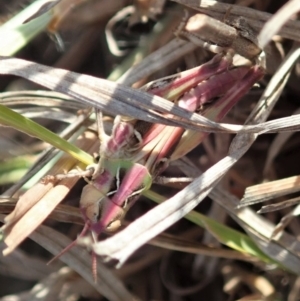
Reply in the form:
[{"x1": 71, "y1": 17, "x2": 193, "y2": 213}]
[{"x1": 1, "y1": 0, "x2": 300, "y2": 300}]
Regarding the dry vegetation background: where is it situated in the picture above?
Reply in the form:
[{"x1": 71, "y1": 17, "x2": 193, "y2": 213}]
[{"x1": 0, "y1": 0, "x2": 300, "y2": 300}]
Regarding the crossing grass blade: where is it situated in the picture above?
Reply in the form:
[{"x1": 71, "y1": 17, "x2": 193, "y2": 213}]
[
  {"x1": 145, "y1": 190, "x2": 277, "y2": 265},
  {"x1": 0, "y1": 104, "x2": 93, "y2": 166},
  {"x1": 0, "y1": 0, "x2": 53, "y2": 56}
]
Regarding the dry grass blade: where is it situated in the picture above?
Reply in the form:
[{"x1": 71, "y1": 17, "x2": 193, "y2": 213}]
[
  {"x1": 3, "y1": 177, "x2": 79, "y2": 256},
  {"x1": 0, "y1": 200, "x2": 83, "y2": 225},
  {"x1": 90, "y1": 156, "x2": 253, "y2": 266},
  {"x1": 0, "y1": 90, "x2": 83, "y2": 109},
  {"x1": 150, "y1": 233, "x2": 257, "y2": 262},
  {"x1": 89, "y1": 23, "x2": 300, "y2": 270},
  {"x1": 249, "y1": 43, "x2": 300, "y2": 124},
  {"x1": 23, "y1": 0, "x2": 62, "y2": 23},
  {"x1": 0, "y1": 56, "x2": 230, "y2": 133},
  {"x1": 177, "y1": 13, "x2": 261, "y2": 60},
  {"x1": 270, "y1": 205, "x2": 300, "y2": 239},
  {"x1": 208, "y1": 187, "x2": 300, "y2": 275},
  {"x1": 258, "y1": 196, "x2": 300, "y2": 214},
  {"x1": 173, "y1": 0, "x2": 300, "y2": 42},
  {"x1": 263, "y1": 109, "x2": 300, "y2": 176},
  {"x1": 239, "y1": 175, "x2": 300, "y2": 207},
  {"x1": 257, "y1": 0, "x2": 300, "y2": 48},
  {"x1": 2, "y1": 131, "x2": 98, "y2": 255},
  {"x1": 2, "y1": 57, "x2": 300, "y2": 135},
  {"x1": 220, "y1": 44, "x2": 300, "y2": 270},
  {"x1": 27, "y1": 224, "x2": 140, "y2": 301},
  {"x1": 2, "y1": 109, "x2": 91, "y2": 198},
  {"x1": 0, "y1": 267, "x2": 92, "y2": 301},
  {"x1": 0, "y1": 242, "x2": 55, "y2": 281},
  {"x1": 2, "y1": 1, "x2": 300, "y2": 299},
  {"x1": 117, "y1": 39, "x2": 197, "y2": 86}
]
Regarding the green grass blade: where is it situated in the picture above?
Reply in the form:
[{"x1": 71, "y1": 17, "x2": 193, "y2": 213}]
[
  {"x1": 0, "y1": 104, "x2": 93, "y2": 165},
  {"x1": 145, "y1": 190, "x2": 276, "y2": 265},
  {"x1": 0, "y1": 0, "x2": 53, "y2": 56}
]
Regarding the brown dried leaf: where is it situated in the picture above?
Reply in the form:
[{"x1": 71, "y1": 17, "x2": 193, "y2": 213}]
[
  {"x1": 173, "y1": 0, "x2": 300, "y2": 42},
  {"x1": 1, "y1": 131, "x2": 98, "y2": 255},
  {"x1": 3, "y1": 176, "x2": 78, "y2": 255},
  {"x1": 239, "y1": 175, "x2": 300, "y2": 207}
]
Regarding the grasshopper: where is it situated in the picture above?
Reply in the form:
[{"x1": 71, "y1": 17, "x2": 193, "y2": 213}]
[
  {"x1": 47, "y1": 52, "x2": 233, "y2": 232},
  {"x1": 47, "y1": 14, "x2": 265, "y2": 272}
]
